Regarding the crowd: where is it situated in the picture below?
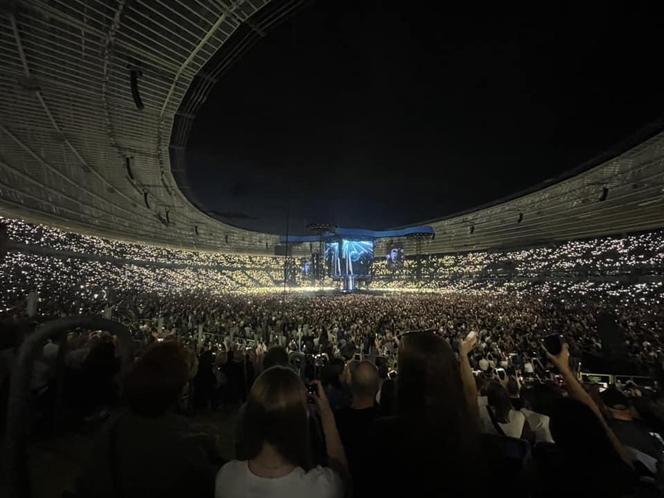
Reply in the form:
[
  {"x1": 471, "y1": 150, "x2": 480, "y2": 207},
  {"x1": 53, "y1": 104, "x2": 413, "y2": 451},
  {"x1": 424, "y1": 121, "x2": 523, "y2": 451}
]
[
  {"x1": 9, "y1": 325, "x2": 664, "y2": 498},
  {"x1": 2, "y1": 216, "x2": 664, "y2": 496}
]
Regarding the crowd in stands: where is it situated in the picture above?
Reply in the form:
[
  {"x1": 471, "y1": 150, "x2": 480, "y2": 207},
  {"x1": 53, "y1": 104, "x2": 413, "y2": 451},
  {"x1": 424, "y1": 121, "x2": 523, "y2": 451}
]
[{"x1": 2, "y1": 216, "x2": 664, "y2": 496}]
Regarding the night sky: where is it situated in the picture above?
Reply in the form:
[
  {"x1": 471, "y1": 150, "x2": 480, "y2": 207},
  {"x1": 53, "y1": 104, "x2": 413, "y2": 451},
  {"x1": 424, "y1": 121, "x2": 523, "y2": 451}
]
[{"x1": 185, "y1": 1, "x2": 664, "y2": 235}]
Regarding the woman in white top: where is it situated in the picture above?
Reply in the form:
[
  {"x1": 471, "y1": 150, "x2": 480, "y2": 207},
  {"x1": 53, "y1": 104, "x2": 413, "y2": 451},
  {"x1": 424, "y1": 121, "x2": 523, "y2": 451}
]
[
  {"x1": 479, "y1": 382, "x2": 527, "y2": 439},
  {"x1": 520, "y1": 384, "x2": 556, "y2": 443},
  {"x1": 215, "y1": 366, "x2": 347, "y2": 498}
]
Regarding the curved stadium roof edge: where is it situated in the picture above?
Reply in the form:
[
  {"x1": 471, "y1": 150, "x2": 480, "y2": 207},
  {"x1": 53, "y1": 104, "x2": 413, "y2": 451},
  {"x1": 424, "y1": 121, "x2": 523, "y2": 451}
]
[{"x1": 0, "y1": 1, "x2": 663, "y2": 256}]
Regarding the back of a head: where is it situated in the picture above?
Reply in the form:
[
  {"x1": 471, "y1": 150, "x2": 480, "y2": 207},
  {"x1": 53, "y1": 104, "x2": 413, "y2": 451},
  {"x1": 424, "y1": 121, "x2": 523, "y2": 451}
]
[
  {"x1": 321, "y1": 357, "x2": 344, "y2": 387},
  {"x1": 393, "y1": 332, "x2": 483, "y2": 496},
  {"x1": 506, "y1": 377, "x2": 520, "y2": 398},
  {"x1": 263, "y1": 346, "x2": 289, "y2": 370},
  {"x1": 523, "y1": 383, "x2": 560, "y2": 416},
  {"x1": 125, "y1": 342, "x2": 188, "y2": 417},
  {"x1": 350, "y1": 360, "x2": 379, "y2": 400},
  {"x1": 343, "y1": 359, "x2": 360, "y2": 386},
  {"x1": 550, "y1": 397, "x2": 617, "y2": 458},
  {"x1": 600, "y1": 386, "x2": 630, "y2": 412},
  {"x1": 486, "y1": 382, "x2": 512, "y2": 423},
  {"x1": 549, "y1": 397, "x2": 634, "y2": 494},
  {"x1": 243, "y1": 366, "x2": 312, "y2": 470},
  {"x1": 397, "y1": 331, "x2": 478, "y2": 438}
]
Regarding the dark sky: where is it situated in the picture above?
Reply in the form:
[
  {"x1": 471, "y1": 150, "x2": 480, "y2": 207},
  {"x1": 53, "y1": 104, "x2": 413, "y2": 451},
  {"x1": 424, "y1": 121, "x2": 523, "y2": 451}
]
[{"x1": 185, "y1": 1, "x2": 664, "y2": 235}]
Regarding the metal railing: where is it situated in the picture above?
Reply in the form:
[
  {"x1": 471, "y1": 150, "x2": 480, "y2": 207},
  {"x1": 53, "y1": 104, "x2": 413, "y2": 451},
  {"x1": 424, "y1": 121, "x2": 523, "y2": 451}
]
[{"x1": 1, "y1": 316, "x2": 134, "y2": 498}]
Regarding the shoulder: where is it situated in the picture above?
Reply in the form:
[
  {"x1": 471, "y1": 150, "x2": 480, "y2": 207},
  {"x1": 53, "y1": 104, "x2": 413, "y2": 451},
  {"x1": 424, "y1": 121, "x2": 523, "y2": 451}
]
[
  {"x1": 300, "y1": 466, "x2": 344, "y2": 496},
  {"x1": 216, "y1": 460, "x2": 244, "y2": 484},
  {"x1": 510, "y1": 410, "x2": 526, "y2": 423},
  {"x1": 215, "y1": 461, "x2": 246, "y2": 498}
]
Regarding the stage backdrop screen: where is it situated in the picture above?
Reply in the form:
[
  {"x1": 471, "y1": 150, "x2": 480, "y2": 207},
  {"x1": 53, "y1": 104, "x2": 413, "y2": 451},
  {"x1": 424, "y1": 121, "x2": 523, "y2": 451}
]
[{"x1": 326, "y1": 240, "x2": 373, "y2": 278}]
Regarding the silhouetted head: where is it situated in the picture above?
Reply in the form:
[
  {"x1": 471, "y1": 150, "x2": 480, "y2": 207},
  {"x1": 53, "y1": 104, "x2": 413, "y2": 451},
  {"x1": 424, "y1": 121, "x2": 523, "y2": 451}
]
[
  {"x1": 125, "y1": 341, "x2": 188, "y2": 417},
  {"x1": 242, "y1": 366, "x2": 312, "y2": 470},
  {"x1": 263, "y1": 346, "x2": 289, "y2": 369},
  {"x1": 487, "y1": 382, "x2": 512, "y2": 423},
  {"x1": 350, "y1": 360, "x2": 380, "y2": 400}
]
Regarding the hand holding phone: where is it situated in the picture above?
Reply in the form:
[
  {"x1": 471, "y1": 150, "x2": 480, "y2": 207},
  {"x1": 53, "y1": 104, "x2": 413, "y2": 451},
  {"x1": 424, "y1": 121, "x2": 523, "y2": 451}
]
[
  {"x1": 543, "y1": 334, "x2": 563, "y2": 356},
  {"x1": 543, "y1": 341, "x2": 571, "y2": 374},
  {"x1": 309, "y1": 380, "x2": 332, "y2": 416},
  {"x1": 459, "y1": 331, "x2": 478, "y2": 356}
]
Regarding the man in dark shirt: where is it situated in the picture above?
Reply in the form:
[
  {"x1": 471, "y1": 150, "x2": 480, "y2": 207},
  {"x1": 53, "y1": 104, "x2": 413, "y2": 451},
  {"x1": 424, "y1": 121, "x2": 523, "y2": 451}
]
[{"x1": 334, "y1": 360, "x2": 380, "y2": 495}]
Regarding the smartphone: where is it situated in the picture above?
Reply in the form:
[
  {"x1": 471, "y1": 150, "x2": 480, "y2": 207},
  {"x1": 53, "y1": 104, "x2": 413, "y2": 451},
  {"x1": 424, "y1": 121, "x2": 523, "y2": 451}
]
[
  {"x1": 465, "y1": 331, "x2": 478, "y2": 342},
  {"x1": 543, "y1": 334, "x2": 563, "y2": 356},
  {"x1": 496, "y1": 368, "x2": 506, "y2": 381},
  {"x1": 306, "y1": 383, "x2": 318, "y2": 397}
]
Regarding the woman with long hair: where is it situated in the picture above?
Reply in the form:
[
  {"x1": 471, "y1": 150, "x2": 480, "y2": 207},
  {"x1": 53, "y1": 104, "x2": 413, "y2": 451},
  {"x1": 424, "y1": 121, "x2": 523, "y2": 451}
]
[
  {"x1": 362, "y1": 330, "x2": 484, "y2": 498},
  {"x1": 215, "y1": 366, "x2": 347, "y2": 498},
  {"x1": 480, "y1": 381, "x2": 527, "y2": 439}
]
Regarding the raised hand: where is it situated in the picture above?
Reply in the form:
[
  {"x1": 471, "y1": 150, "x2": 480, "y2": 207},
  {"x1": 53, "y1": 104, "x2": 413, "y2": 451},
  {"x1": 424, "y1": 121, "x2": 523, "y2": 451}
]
[
  {"x1": 459, "y1": 331, "x2": 478, "y2": 356},
  {"x1": 544, "y1": 342, "x2": 571, "y2": 373}
]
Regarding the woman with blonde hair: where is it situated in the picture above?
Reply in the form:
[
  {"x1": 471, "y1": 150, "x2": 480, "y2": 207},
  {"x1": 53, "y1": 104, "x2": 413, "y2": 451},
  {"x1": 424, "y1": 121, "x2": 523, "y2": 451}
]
[{"x1": 216, "y1": 366, "x2": 347, "y2": 498}]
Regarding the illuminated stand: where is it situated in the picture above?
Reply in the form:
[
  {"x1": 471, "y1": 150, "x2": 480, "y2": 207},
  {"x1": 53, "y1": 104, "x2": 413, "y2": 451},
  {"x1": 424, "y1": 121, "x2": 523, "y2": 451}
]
[{"x1": 279, "y1": 225, "x2": 434, "y2": 292}]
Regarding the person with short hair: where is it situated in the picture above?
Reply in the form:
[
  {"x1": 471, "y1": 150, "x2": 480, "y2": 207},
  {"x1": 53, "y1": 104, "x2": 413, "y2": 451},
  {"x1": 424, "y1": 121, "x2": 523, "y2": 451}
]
[
  {"x1": 601, "y1": 387, "x2": 663, "y2": 463},
  {"x1": 261, "y1": 346, "x2": 289, "y2": 370},
  {"x1": 216, "y1": 366, "x2": 347, "y2": 498},
  {"x1": 75, "y1": 342, "x2": 219, "y2": 498},
  {"x1": 335, "y1": 360, "x2": 380, "y2": 496},
  {"x1": 480, "y1": 382, "x2": 528, "y2": 439}
]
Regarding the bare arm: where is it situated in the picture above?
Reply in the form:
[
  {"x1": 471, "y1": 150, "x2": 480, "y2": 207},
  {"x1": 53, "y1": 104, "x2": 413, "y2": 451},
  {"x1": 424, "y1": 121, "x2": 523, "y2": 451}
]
[
  {"x1": 459, "y1": 333, "x2": 479, "y2": 417},
  {"x1": 312, "y1": 380, "x2": 348, "y2": 473},
  {"x1": 546, "y1": 344, "x2": 633, "y2": 468}
]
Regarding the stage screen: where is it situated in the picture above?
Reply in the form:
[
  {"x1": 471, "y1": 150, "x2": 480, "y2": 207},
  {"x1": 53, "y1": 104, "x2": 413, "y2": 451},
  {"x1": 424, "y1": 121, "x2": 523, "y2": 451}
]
[
  {"x1": 326, "y1": 240, "x2": 373, "y2": 278},
  {"x1": 385, "y1": 243, "x2": 404, "y2": 270}
]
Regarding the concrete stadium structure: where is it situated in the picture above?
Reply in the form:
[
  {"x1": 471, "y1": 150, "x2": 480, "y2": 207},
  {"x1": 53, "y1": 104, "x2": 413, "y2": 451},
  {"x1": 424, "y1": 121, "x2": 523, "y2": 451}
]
[{"x1": 1, "y1": 0, "x2": 663, "y2": 256}]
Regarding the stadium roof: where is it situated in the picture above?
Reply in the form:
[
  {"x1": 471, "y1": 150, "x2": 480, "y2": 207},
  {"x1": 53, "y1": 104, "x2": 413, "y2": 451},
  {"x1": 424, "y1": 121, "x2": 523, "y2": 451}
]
[
  {"x1": 0, "y1": 0, "x2": 282, "y2": 254},
  {"x1": 1, "y1": 1, "x2": 663, "y2": 256}
]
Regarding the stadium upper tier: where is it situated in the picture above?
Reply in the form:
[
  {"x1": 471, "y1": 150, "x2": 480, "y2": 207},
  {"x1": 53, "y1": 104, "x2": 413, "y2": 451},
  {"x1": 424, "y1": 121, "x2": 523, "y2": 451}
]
[{"x1": 1, "y1": 1, "x2": 663, "y2": 256}]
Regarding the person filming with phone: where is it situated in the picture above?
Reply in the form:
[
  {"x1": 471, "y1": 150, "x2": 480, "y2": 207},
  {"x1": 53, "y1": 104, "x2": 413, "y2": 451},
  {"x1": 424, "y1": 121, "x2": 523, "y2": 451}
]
[
  {"x1": 536, "y1": 337, "x2": 637, "y2": 498},
  {"x1": 215, "y1": 366, "x2": 347, "y2": 498}
]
